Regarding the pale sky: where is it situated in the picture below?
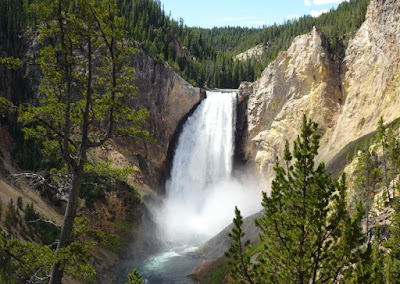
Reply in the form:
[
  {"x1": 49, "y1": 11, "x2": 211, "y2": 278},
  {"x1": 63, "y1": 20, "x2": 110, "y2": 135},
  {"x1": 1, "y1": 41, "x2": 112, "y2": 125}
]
[{"x1": 160, "y1": 0, "x2": 349, "y2": 28}]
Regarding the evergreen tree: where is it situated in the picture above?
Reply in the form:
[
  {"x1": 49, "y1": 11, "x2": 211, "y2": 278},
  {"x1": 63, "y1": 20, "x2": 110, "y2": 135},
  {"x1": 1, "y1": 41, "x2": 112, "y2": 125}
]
[
  {"x1": 387, "y1": 127, "x2": 400, "y2": 198},
  {"x1": 126, "y1": 268, "x2": 144, "y2": 284},
  {"x1": 225, "y1": 206, "x2": 256, "y2": 284},
  {"x1": 254, "y1": 115, "x2": 363, "y2": 283},
  {"x1": 12, "y1": 0, "x2": 150, "y2": 282},
  {"x1": 385, "y1": 199, "x2": 400, "y2": 281},
  {"x1": 376, "y1": 117, "x2": 391, "y2": 201},
  {"x1": 346, "y1": 228, "x2": 385, "y2": 284},
  {"x1": 353, "y1": 146, "x2": 381, "y2": 238},
  {"x1": 370, "y1": 231, "x2": 385, "y2": 284}
]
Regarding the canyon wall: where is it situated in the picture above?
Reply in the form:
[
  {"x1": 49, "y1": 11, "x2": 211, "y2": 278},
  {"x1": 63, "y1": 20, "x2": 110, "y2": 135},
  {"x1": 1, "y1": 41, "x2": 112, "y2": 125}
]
[
  {"x1": 112, "y1": 51, "x2": 204, "y2": 190},
  {"x1": 237, "y1": 0, "x2": 400, "y2": 184}
]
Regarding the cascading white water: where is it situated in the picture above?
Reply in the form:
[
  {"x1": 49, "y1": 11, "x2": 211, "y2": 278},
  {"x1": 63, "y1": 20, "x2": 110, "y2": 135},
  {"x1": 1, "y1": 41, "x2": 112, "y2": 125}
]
[
  {"x1": 139, "y1": 90, "x2": 261, "y2": 282},
  {"x1": 166, "y1": 90, "x2": 236, "y2": 211},
  {"x1": 156, "y1": 90, "x2": 260, "y2": 244}
]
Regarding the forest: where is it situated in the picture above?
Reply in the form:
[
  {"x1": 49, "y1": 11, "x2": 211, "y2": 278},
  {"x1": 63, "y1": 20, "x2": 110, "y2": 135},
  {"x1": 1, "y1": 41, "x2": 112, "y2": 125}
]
[{"x1": 1, "y1": 0, "x2": 370, "y2": 88}]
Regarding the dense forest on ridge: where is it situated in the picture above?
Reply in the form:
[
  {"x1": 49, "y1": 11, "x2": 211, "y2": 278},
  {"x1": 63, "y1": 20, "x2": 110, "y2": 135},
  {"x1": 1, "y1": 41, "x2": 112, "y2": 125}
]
[{"x1": 1, "y1": 0, "x2": 370, "y2": 88}]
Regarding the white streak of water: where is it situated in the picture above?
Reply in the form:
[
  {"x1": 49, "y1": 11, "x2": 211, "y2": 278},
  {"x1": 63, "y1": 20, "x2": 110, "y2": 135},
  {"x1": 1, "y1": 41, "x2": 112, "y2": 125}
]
[{"x1": 156, "y1": 90, "x2": 261, "y2": 244}]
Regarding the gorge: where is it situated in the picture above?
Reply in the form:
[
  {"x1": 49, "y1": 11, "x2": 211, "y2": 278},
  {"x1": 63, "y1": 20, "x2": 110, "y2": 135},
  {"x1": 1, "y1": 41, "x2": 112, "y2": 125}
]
[
  {"x1": 1, "y1": 0, "x2": 400, "y2": 283},
  {"x1": 132, "y1": 90, "x2": 260, "y2": 282}
]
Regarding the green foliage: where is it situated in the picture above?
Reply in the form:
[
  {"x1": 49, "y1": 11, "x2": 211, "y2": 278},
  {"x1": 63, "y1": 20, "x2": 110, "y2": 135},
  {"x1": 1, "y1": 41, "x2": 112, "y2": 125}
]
[
  {"x1": 376, "y1": 117, "x2": 391, "y2": 201},
  {"x1": 225, "y1": 116, "x2": 364, "y2": 283},
  {"x1": 80, "y1": 160, "x2": 135, "y2": 208},
  {"x1": 126, "y1": 268, "x2": 144, "y2": 284},
  {"x1": 0, "y1": 56, "x2": 20, "y2": 69},
  {"x1": 55, "y1": 217, "x2": 97, "y2": 280},
  {"x1": 0, "y1": 0, "x2": 371, "y2": 89},
  {"x1": 345, "y1": 229, "x2": 385, "y2": 284},
  {"x1": 0, "y1": 0, "x2": 30, "y2": 55},
  {"x1": 0, "y1": 214, "x2": 119, "y2": 283},
  {"x1": 0, "y1": 229, "x2": 55, "y2": 283},
  {"x1": 118, "y1": 0, "x2": 370, "y2": 88},
  {"x1": 1, "y1": 197, "x2": 59, "y2": 244},
  {"x1": 387, "y1": 127, "x2": 400, "y2": 197},
  {"x1": 24, "y1": 202, "x2": 60, "y2": 245},
  {"x1": 15, "y1": 1, "x2": 151, "y2": 281},
  {"x1": 0, "y1": 96, "x2": 15, "y2": 117},
  {"x1": 19, "y1": 0, "x2": 150, "y2": 171},
  {"x1": 16, "y1": 197, "x2": 23, "y2": 210},
  {"x1": 4, "y1": 199, "x2": 18, "y2": 232},
  {"x1": 351, "y1": 146, "x2": 381, "y2": 236},
  {"x1": 342, "y1": 118, "x2": 400, "y2": 283},
  {"x1": 385, "y1": 199, "x2": 400, "y2": 280},
  {"x1": 198, "y1": 259, "x2": 232, "y2": 284},
  {"x1": 349, "y1": 118, "x2": 400, "y2": 213},
  {"x1": 225, "y1": 206, "x2": 256, "y2": 283}
]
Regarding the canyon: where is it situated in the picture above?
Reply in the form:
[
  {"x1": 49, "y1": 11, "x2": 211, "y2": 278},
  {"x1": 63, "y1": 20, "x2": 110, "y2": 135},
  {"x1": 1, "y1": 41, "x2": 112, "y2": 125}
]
[{"x1": 0, "y1": 0, "x2": 400, "y2": 282}]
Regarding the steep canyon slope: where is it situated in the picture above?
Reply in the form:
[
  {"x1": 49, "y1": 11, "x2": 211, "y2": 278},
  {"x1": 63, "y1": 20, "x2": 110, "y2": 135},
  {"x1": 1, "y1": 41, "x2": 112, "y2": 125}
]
[
  {"x1": 0, "y1": 48, "x2": 204, "y2": 192},
  {"x1": 237, "y1": 0, "x2": 400, "y2": 183},
  {"x1": 112, "y1": 51, "x2": 204, "y2": 190}
]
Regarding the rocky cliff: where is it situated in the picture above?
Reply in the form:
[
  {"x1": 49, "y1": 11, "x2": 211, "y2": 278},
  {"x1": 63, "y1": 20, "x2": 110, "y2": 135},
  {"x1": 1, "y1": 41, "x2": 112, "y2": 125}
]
[
  {"x1": 0, "y1": 46, "x2": 204, "y2": 192},
  {"x1": 319, "y1": 0, "x2": 400, "y2": 167},
  {"x1": 237, "y1": 26, "x2": 342, "y2": 183},
  {"x1": 111, "y1": 51, "x2": 204, "y2": 191},
  {"x1": 237, "y1": 0, "x2": 400, "y2": 184}
]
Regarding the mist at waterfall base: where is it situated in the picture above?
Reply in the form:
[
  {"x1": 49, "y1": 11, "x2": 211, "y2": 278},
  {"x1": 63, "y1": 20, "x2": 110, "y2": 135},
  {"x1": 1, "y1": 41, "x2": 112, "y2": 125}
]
[
  {"x1": 159, "y1": 176, "x2": 261, "y2": 244},
  {"x1": 138, "y1": 90, "x2": 262, "y2": 282}
]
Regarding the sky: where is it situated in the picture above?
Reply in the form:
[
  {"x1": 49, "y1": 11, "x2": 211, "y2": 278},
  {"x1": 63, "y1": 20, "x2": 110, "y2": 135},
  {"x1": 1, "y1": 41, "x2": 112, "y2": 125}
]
[{"x1": 160, "y1": 0, "x2": 349, "y2": 28}]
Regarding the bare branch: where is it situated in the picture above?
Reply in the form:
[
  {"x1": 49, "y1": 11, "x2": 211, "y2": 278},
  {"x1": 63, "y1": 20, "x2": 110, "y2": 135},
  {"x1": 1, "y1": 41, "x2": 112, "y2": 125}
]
[{"x1": 11, "y1": 172, "x2": 70, "y2": 202}]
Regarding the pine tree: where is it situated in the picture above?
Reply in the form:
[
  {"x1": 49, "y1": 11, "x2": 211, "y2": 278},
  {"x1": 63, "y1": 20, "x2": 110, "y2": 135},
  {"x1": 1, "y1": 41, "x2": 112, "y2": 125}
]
[
  {"x1": 15, "y1": 1, "x2": 150, "y2": 282},
  {"x1": 126, "y1": 269, "x2": 144, "y2": 284},
  {"x1": 387, "y1": 127, "x2": 400, "y2": 198},
  {"x1": 225, "y1": 206, "x2": 256, "y2": 284},
  {"x1": 345, "y1": 228, "x2": 385, "y2": 284},
  {"x1": 353, "y1": 146, "x2": 381, "y2": 238},
  {"x1": 376, "y1": 117, "x2": 391, "y2": 201},
  {"x1": 385, "y1": 199, "x2": 400, "y2": 281},
  {"x1": 370, "y1": 231, "x2": 385, "y2": 284},
  {"x1": 255, "y1": 115, "x2": 363, "y2": 283}
]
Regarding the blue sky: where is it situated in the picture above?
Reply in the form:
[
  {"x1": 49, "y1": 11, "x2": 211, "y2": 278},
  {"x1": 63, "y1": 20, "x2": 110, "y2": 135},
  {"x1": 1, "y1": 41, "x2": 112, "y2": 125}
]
[{"x1": 160, "y1": 0, "x2": 349, "y2": 28}]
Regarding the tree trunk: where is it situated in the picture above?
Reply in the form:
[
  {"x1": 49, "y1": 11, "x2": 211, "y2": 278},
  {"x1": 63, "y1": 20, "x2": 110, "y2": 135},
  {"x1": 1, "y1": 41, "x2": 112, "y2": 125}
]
[{"x1": 50, "y1": 165, "x2": 84, "y2": 284}]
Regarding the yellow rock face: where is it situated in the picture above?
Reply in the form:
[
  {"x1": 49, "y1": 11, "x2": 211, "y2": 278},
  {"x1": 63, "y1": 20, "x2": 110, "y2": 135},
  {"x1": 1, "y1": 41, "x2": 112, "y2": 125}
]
[
  {"x1": 239, "y1": 27, "x2": 342, "y2": 185},
  {"x1": 320, "y1": 0, "x2": 400, "y2": 165},
  {"x1": 239, "y1": 0, "x2": 400, "y2": 186}
]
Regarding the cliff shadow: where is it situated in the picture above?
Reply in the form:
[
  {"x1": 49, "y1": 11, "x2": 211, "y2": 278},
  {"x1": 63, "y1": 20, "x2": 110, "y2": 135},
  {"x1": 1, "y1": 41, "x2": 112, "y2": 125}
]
[{"x1": 160, "y1": 89, "x2": 206, "y2": 195}]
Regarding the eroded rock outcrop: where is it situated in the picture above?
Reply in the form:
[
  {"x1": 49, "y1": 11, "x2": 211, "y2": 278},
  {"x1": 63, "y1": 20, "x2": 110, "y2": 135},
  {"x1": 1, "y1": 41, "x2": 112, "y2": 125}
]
[
  {"x1": 238, "y1": 27, "x2": 342, "y2": 184},
  {"x1": 238, "y1": 0, "x2": 400, "y2": 184}
]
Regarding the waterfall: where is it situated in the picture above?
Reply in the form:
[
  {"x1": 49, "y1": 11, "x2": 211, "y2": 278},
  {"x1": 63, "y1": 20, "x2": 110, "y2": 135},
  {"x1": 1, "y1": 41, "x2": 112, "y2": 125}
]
[
  {"x1": 140, "y1": 90, "x2": 261, "y2": 282},
  {"x1": 166, "y1": 90, "x2": 237, "y2": 213},
  {"x1": 154, "y1": 89, "x2": 260, "y2": 245}
]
